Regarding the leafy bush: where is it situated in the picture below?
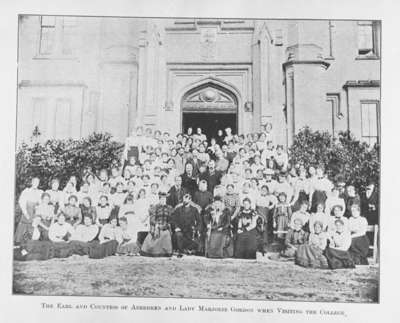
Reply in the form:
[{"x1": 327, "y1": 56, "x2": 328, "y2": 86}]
[
  {"x1": 15, "y1": 132, "x2": 124, "y2": 197},
  {"x1": 289, "y1": 127, "x2": 380, "y2": 190}
]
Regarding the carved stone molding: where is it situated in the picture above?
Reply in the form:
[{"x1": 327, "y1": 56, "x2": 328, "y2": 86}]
[
  {"x1": 164, "y1": 100, "x2": 174, "y2": 111},
  {"x1": 244, "y1": 101, "x2": 253, "y2": 112}
]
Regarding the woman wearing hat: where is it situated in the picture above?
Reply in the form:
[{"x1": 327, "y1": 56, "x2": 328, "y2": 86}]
[
  {"x1": 141, "y1": 191, "x2": 174, "y2": 257},
  {"x1": 273, "y1": 192, "x2": 292, "y2": 240}
]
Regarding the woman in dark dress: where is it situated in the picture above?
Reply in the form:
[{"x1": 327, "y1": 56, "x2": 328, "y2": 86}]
[
  {"x1": 234, "y1": 198, "x2": 263, "y2": 259},
  {"x1": 204, "y1": 196, "x2": 233, "y2": 258},
  {"x1": 141, "y1": 192, "x2": 174, "y2": 257}
]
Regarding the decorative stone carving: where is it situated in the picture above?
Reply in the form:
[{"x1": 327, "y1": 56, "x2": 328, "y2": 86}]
[
  {"x1": 244, "y1": 101, "x2": 253, "y2": 112},
  {"x1": 182, "y1": 85, "x2": 237, "y2": 113},
  {"x1": 164, "y1": 100, "x2": 174, "y2": 111},
  {"x1": 200, "y1": 28, "x2": 217, "y2": 61}
]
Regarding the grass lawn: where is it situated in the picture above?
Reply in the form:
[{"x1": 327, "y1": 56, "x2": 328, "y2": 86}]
[{"x1": 13, "y1": 255, "x2": 379, "y2": 303}]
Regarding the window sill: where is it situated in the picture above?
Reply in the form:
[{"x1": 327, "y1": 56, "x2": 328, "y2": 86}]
[
  {"x1": 33, "y1": 55, "x2": 79, "y2": 61},
  {"x1": 355, "y1": 55, "x2": 380, "y2": 61}
]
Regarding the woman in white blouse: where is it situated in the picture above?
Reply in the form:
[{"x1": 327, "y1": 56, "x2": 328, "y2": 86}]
[
  {"x1": 48, "y1": 213, "x2": 74, "y2": 242},
  {"x1": 348, "y1": 204, "x2": 370, "y2": 265},
  {"x1": 324, "y1": 219, "x2": 355, "y2": 269}
]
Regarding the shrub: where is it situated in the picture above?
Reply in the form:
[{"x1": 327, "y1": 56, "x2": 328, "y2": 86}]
[
  {"x1": 15, "y1": 132, "x2": 124, "y2": 197},
  {"x1": 289, "y1": 127, "x2": 380, "y2": 191}
]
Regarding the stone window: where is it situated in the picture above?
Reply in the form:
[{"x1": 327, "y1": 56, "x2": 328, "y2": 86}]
[
  {"x1": 361, "y1": 100, "x2": 379, "y2": 146},
  {"x1": 39, "y1": 16, "x2": 56, "y2": 55},
  {"x1": 357, "y1": 21, "x2": 379, "y2": 58},
  {"x1": 37, "y1": 16, "x2": 77, "y2": 58},
  {"x1": 326, "y1": 93, "x2": 343, "y2": 137}
]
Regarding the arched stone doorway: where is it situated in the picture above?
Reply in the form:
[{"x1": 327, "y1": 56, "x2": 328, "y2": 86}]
[{"x1": 181, "y1": 83, "x2": 238, "y2": 141}]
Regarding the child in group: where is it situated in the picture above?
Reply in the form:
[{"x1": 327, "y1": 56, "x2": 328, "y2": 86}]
[
  {"x1": 60, "y1": 195, "x2": 82, "y2": 228},
  {"x1": 273, "y1": 192, "x2": 292, "y2": 240},
  {"x1": 96, "y1": 195, "x2": 113, "y2": 226},
  {"x1": 280, "y1": 218, "x2": 308, "y2": 259},
  {"x1": 290, "y1": 200, "x2": 310, "y2": 232}
]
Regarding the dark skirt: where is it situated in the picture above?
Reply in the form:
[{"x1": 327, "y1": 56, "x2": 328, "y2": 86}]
[
  {"x1": 173, "y1": 231, "x2": 200, "y2": 254},
  {"x1": 137, "y1": 231, "x2": 148, "y2": 248},
  {"x1": 14, "y1": 240, "x2": 75, "y2": 261},
  {"x1": 88, "y1": 240, "x2": 119, "y2": 259},
  {"x1": 14, "y1": 240, "x2": 54, "y2": 261},
  {"x1": 234, "y1": 228, "x2": 258, "y2": 259},
  {"x1": 325, "y1": 247, "x2": 355, "y2": 269},
  {"x1": 141, "y1": 230, "x2": 173, "y2": 257},
  {"x1": 256, "y1": 206, "x2": 271, "y2": 246},
  {"x1": 205, "y1": 231, "x2": 233, "y2": 258},
  {"x1": 349, "y1": 235, "x2": 370, "y2": 265},
  {"x1": 99, "y1": 218, "x2": 109, "y2": 225},
  {"x1": 295, "y1": 244, "x2": 329, "y2": 269}
]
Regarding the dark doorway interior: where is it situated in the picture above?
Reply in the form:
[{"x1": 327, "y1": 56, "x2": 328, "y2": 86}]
[{"x1": 182, "y1": 113, "x2": 237, "y2": 142}]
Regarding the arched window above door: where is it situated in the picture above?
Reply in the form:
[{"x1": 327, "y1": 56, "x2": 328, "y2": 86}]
[{"x1": 181, "y1": 83, "x2": 238, "y2": 114}]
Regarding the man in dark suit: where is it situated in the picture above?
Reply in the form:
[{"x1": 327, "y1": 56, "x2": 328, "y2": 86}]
[
  {"x1": 171, "y1": 193, "x2": 203, "y2": 257},
  {"x1": 203, "y1": 159, "x2": 222, "y2": 194},
  {"x1": 361, "y1": 182, "x2": 379, "y2": 225},
  {"x1": 167, "y1": 176, "x2": 185, "y2": 208}
]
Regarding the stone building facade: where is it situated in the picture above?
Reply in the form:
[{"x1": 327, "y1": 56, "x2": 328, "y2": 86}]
[{"x1": 17, "y1": 16, "x2": 381, "y2": 147}]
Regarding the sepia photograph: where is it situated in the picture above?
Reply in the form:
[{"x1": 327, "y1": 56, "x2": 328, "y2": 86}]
[{"x1": 12, "y1": 15, "x2": 380, "y2": 303}]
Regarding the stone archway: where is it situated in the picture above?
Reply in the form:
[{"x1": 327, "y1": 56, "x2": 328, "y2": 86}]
[{"x1": 181, "y1": 82, "x2": 238, "y2": 141}]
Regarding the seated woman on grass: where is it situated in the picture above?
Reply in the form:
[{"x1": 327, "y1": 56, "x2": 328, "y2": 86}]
[
  {"x1": 280, "y1": 218, "x2": 308, "y2": 259},
  {"x1": 116, "y1": 216, "x2": 141, "y2": 256},
  {"x1": 295, "y1": 221, "x2": 329, "y2": 269},
  {"x1": 48, "y1": 213, "x2": 74, "y2": 242},
  {"x1": 324, "y1": 219, "x2": 355, "y2": 269}
]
